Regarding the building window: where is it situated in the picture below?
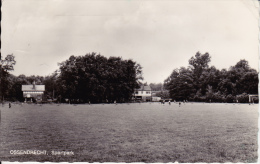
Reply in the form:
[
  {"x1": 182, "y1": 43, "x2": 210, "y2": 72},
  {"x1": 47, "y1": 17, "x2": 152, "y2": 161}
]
[
  {"x1": 146, "y1": 91, "x2": 150, "y2": 94},
  {"x1": 135, "y1": 91, "x2": 138, "y2": 94}
]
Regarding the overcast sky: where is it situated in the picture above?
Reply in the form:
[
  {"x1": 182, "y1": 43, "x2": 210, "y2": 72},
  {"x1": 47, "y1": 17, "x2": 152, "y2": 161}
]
[{"x1": 2, "y1": 0, "x2": 259, "y2": 83}]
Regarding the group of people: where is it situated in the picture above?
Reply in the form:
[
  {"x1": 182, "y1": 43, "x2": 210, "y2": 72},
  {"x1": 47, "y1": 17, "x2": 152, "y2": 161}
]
[{"x1": 161, "y1": 99, "x2": 188, "y2": 107}]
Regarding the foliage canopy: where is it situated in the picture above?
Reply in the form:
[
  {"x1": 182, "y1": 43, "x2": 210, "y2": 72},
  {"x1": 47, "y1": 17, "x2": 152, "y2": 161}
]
[{"x1": 164, "y1": 52, "x2": 258, "y2": 102}]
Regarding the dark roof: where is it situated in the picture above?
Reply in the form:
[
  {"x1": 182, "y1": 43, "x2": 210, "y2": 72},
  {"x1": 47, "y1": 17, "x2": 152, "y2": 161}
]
[
  {"x1": 22, "y1": 85, "x2": 45, "y2": 91},
  {"x1": 136, "y1": 85, "x2": 151, "y2": 91}
]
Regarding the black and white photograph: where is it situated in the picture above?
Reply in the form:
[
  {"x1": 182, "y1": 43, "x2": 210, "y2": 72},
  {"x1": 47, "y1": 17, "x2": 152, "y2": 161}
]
[{"x1": 0, "y1": 0, "x2": 259, "y2": 163}]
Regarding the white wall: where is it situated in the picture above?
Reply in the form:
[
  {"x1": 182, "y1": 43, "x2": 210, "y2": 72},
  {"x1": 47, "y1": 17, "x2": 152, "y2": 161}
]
[{"x1": 135, "y1": 91, "x2": 151, "y2": 97}]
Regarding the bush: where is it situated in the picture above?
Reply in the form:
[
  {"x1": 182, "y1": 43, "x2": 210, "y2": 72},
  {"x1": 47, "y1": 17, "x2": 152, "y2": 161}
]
[
  {"x1": 206, "y1": 92, "x2": 225, "y2": 102},
  {"x1": 253, "y1": 97, "x2": 259, "y2": 103},
  {"x1": 201, "y1": 96, "x2": 207, "y2": 102},
  {"x1": 236, "y1": 93, "x2": 249, "y2": 103},
  {"x1": 212, "y1": 92, "x2": 224, "y2": 102},
  {"x1": 225, "y1": 94, "x2": 234, "y2": 103}
]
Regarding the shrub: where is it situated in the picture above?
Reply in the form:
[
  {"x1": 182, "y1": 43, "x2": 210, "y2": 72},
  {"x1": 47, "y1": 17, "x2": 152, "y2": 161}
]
[
  {"x1": 206, "y1": 92, "x2": 224, "y2": 102},
  {"x1": 236, "y1": 93, "x2": 249, "y2": 103},
  {"x1": 212, "y1": 92, "x2": 224, "y2": 102},
  {"x1": 225, "y1": 94, "x2": 234, "y2": 103},
  {"x1": 253, "y1": 97, "x2": 259, "y2": 103}
]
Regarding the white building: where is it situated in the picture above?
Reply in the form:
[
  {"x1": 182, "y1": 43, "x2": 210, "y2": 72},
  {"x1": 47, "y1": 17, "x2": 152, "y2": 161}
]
[
  {"x1": 133, "y1": 85, "x2": 152, "y2": 101},
  {"x1": 22, "y1": 82, "x2": 45, "y2": 103}
]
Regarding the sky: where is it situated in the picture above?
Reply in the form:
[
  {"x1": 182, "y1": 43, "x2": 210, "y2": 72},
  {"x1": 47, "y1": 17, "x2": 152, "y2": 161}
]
[{"x1": 2, "y1": 0, "x2": 259, "y2": 83}]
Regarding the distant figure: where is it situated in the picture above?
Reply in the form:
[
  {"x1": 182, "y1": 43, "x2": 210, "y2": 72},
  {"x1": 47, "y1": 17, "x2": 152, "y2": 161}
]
[
  {"x1": 179, "y1": 102, "x2": 181, "y2": 107},
  {"x1": 88, "y1": 101, "x2": 91, "y2": 105},
  {"x1": 9, "y1": 102, "x2": 11, "y2": 108},
  {"x1": 114, "y1": 100, "x2": 117, "y2": 105},
  {"x1": 168, "y1": 100, "x2": 171, "y2": 105}
]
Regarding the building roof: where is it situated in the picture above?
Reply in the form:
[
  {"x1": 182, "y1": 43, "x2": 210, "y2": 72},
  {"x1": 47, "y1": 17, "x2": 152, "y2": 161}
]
[
  {"x1": 136, "y1": 85, "x2": 151, "y2": 91},
  {"x1": 22, "y1": 85, "x2": 45, "y2": 91}
]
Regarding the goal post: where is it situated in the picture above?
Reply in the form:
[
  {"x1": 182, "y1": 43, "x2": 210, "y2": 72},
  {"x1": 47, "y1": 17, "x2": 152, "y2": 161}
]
[{"x1": 248, "y1": 94, "x2": 258, "y2": 103}]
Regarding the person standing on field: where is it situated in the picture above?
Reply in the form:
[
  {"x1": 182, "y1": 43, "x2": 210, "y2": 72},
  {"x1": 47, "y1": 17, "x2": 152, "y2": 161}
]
[{"x1": 9, "y1": 102, "x2": 11, "y2": 108}]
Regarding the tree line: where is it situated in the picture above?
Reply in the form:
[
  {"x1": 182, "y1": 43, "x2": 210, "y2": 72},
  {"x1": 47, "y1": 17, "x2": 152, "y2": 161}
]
[
  {"x1": 0, "y1": 53, "x2": 143, "y2": 103},
  {"x1": 164, "y1": 52, "x2": 258, "y2": 103},
  {"x1": 1, "y1": 52, "x2": 258, "y2": 103}
]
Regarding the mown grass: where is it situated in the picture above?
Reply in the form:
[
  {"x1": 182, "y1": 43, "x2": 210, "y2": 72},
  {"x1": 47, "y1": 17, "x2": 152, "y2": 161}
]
[{"x1": 0, "y1": 102, "x2": 258, "y2": 162}]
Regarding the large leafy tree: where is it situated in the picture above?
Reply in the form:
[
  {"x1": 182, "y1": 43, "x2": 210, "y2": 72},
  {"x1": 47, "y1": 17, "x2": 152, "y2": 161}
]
[
  {"x1": 165, "y1": 52, "x2": 258, "y2": 102},
  {"x1": 188, "y1": 52, "x2": 211, "y2": 92},
  {"x1": 165, "y1": 52, "x2": 210, "y2": 101},
  {"x1": 0, "y1": 54, "x2": 16, "y2": 102},
  {"x1": 43, "y1": 72, "x2": 59, "y2": 99},
  {"x1": 199, "y1": 66, "x2": 221, "y2": 95},
  {"x1": 164, "y1": 67, "x2": 195, "y2": 100},
  {"x1": 56, "y1": 53, "x2": 142, "y2": 103},
  {"x1": 228, "y1": 60, "x2": 258, "y2": 95},
  {"x1": 9, "y1": 75, "x2": 31, "y2": 101}
]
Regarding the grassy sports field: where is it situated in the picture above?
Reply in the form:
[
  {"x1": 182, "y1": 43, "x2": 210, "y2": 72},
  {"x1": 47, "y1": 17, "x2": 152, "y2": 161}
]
[{"x1": 0, "y1": 102, "x2": 258, "y2": 162}]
